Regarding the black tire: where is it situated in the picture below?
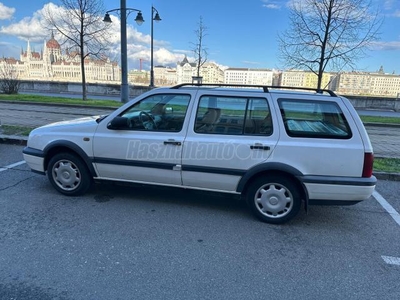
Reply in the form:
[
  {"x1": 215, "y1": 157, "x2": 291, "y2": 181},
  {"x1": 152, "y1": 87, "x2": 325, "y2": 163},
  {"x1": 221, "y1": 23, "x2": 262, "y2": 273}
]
[
  {"x1": 47, "y1": 152, "x2": 92, "y2": 196},
  {"x1": 246, "y1": 175, "x2": 301, "y2": 224}
]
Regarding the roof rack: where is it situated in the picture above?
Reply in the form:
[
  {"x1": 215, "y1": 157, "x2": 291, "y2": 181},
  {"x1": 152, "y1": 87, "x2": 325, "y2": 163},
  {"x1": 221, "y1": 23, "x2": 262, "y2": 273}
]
[{"x1": 170, "y1": 83, "x2": 337, "y2": 97}]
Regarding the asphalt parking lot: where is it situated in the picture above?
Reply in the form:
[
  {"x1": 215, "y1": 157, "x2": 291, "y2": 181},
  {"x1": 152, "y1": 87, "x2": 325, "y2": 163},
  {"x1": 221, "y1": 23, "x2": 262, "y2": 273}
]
[{"x1": 1, "y1": 143, "x2": 400, "y2": 300}]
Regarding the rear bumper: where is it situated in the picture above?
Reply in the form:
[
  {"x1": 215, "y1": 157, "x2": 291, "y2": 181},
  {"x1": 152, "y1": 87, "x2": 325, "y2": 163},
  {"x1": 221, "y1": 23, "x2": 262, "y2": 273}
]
[{"x1": 300, "y1": 175, "x2": 377, "y2": 204}]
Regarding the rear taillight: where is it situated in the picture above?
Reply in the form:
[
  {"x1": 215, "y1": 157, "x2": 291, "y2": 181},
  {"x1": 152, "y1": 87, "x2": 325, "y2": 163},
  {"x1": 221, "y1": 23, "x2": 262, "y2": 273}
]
[{"x1": 362, "y1": 153, "x2": 374, "y2": 178}]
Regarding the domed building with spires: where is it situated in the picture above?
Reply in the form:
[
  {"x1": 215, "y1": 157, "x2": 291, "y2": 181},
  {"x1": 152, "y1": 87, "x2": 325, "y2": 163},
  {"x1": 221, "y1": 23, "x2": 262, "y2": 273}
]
[{"x1": 3, "y1": 32, "x2": 120, "y2": 83}]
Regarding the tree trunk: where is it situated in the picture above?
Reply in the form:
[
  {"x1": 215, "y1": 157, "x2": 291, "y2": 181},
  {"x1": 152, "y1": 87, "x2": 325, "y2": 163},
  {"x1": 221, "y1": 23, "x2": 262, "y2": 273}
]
[
  {"x1": 81, "y1": 56, "x2": 87, "y2": 101},
  {"x1": 80, "y1": 27, "x2": 87, "y2": 101}
]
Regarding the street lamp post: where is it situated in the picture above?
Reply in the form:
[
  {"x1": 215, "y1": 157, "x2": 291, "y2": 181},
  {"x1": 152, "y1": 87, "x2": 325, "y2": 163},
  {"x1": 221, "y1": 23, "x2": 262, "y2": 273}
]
[
  {"x1": 103, "y1": 0, "x2": 144, "y2": 103},
  {"x1": 150, "y1": 6, "x2": 161, "y2": 88}
]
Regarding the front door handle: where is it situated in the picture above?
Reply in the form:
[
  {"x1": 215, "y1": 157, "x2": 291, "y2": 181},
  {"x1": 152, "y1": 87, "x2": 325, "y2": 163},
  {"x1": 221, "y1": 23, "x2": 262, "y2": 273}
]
[
  {"x1": 164, "y1": 139, "x2": 182, "y2": 146},
  {"x1": 250, "y1": 144, "x2": 270, "y2": 150}
]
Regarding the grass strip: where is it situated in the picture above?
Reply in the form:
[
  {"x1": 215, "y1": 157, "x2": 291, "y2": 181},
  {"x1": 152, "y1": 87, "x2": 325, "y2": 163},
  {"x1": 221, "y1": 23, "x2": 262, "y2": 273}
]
[
  {"x1": 360, "y1": 115, "x2": 400, "y2": 125},
  {"x1": 0, "y1": 125, "x2": 35, "y2": 136},
  {"x1": 374, "y1": 157, "x2": 400, "y2": 173},
  {"x1": 0, "y1": 94, "x2": 122, "y2": 108}
]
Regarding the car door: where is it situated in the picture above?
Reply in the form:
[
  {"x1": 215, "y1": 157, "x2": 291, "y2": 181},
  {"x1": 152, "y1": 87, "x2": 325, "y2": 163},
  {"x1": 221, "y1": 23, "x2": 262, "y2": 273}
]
[
  {"x1": 181, "y1": 92, "x2": 279, "y2": 192},
  {"x1": 92, "y1": 92, "x2": 192, "y2": 186}
]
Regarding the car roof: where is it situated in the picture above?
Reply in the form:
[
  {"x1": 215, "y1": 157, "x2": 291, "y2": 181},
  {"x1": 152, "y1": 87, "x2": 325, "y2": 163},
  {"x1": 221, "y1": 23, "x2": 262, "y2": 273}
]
[{"x1": 166, "y1": 83, "x2": 338, "y2": 97}]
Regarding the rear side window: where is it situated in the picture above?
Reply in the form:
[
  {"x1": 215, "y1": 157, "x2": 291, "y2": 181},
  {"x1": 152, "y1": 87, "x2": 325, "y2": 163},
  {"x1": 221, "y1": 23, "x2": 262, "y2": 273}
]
[
  {"x1": 278, "y1": 99, "x2": 352, "y2": 139},
  {"x1": 195, "y1": 96, "x2": 272, "y2": 135}
]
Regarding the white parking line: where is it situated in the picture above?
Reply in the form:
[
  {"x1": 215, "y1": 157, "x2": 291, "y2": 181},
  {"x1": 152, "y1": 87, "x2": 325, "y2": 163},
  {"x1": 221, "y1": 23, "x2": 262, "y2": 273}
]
[
  {"x1": 373, "y1": 190, "x2": 400, "y2": 227},
  {"x1": 0, "y1": 160, "x2": 26, "y2": 172},
  {"x1": 382, "y1": 256, "x2": 400, "y2": 266}
]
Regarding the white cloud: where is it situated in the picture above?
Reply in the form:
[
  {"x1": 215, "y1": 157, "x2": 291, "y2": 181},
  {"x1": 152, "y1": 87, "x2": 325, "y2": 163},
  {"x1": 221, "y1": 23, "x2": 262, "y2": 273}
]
[
  {"x1": 0, "y1": 3, "x2": 50, "y2": 41},
  {"x1": 154, "y1": 48, "x2": 184, "y2": 65},
  {"x1": 263, "y1": 4, "x2": 280, "y2": 9},
  {"x1": 261, "y1": 0, "x2": 282, "y2": 9},
  {"x1": 124, "y1": 44, "x2": 185, "y2": 69},
  {"x1": 3, "y1": 4, "x2": 188, "y2": 72},
  {"x1": 173, "y1": 49, "x2": 192, "y2": 55},
  {"x1": 0, "y1": 17, "x2": 46, "y2": 42},
  {"x1": 100, "y1": 14, "x2": 187, "y2": 68},
  {"x1": 0, "y1": 3, "x2": 187, "y2": 70},
  {"x1": 380, "y1": 0, "x2": 400, "y2": 17},
  {"x1": 383, "y1": 0, "x2": 395, "y2": 10},
  {"x1": 242, "y1": 60, "x2": 262, "y2": 65},
  {"x1": 0, "y1": 2, "x2": 15, "y2": 20},
  {"x1": 371, "y1": 41, "x2": 400, "y2": 51}
]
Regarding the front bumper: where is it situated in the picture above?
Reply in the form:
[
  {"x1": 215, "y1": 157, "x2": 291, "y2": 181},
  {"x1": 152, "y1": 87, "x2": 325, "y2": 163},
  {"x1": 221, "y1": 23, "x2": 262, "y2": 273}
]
[{"x1": 23, "y1": 147, "x2": 45, "y2": 174}]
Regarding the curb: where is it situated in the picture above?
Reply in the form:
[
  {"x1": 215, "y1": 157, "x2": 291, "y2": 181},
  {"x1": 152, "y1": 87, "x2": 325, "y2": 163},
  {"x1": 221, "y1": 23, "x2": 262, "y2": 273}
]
[
  {"x1": 1, "y1": 134, "x2": 399, "y2": 181},
  {"x1": 364, "y1": 122, "x2": 400, "y2": 128},
  {"x1": 0, "y1": 135, "x2": 27, "y2": 146},
  {"x1": 373, "y1": 171, "x2": 400, "y2": 182}
]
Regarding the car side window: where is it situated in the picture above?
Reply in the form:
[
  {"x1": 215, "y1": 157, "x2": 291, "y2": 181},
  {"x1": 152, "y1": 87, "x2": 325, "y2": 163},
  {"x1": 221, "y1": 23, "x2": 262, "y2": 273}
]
[
  {"x1": 278, "y1": 98, "x2": 352, "y2": 139},
  {"x1": 119, "y1": 94, "x2": 191, "y2": 132},
  {"x1": 195, "y1": 96, "x2": 272, "y2": 135}
]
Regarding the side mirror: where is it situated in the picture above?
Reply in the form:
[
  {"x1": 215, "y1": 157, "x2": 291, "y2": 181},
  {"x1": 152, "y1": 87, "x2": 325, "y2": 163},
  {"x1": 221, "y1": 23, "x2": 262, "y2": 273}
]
[{"x1": 107, "y1": 116, "x2": 129, "y2": 130}]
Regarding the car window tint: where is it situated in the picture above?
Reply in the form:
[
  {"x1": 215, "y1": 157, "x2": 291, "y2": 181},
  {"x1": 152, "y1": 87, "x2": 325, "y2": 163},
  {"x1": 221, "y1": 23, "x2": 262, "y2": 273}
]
[
  {"x1": 278, "y1": 99, "x2": 352, "y2": 139},
  {"x1": 120, "y1": 94, "x2": 191, "y2": 132},
  {"x1": 195, "y1": 96, "x2": 272, "y2": 135}
]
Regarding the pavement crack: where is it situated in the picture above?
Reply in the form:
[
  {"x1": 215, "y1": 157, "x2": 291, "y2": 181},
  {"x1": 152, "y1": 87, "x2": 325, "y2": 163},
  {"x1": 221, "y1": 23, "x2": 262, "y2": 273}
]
[{"x1": 0, "y1": 175, "x2": 36, "y2": 192}]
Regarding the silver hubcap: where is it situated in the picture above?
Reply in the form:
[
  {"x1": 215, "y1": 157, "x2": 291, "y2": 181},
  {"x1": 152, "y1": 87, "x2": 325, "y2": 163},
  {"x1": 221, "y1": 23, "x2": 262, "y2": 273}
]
[
  {"x1": 52, "y1": 160, "x2": 81, "y2": 191},
  {"x1": 254, "y1": 183, "x2": 293, "y2": 218}
]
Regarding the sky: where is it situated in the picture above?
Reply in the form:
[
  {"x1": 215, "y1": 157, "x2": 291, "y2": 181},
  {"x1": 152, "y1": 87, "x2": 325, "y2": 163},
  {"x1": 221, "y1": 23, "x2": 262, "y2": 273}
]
[{"x1": 0, "y1": 0, "x2": 399, "y2": 73}]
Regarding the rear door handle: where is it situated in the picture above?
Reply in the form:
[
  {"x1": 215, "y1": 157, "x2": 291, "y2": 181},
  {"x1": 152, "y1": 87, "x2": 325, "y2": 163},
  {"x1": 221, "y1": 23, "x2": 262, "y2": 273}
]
[
  {"x1": 164, "y1": 139, "x2": 182, "y2": 146},
  {"x1": 250, "y1": 145, "x2": 270, "y2": 150}
]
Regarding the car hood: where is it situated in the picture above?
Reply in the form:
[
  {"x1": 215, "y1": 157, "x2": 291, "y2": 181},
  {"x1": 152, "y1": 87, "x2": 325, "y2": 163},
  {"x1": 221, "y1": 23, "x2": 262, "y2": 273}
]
[
  {"x1": 27, "y1": 116, "x2": 101, "y2": 150},
  {"x1": 37, "y1": 115, "x2": 101, "y2": 129}
]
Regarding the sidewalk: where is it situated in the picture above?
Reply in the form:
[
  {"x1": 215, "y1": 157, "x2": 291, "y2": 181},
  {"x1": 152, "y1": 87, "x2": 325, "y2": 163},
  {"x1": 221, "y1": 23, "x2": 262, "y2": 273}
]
[{"x1": 364, "y1": 124, "x2": 400, "y2": 159}]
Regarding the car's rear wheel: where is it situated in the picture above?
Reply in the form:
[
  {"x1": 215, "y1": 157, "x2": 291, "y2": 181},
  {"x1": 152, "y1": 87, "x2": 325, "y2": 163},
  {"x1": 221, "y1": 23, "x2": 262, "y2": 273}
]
[
  {"x1": 246, "y1": 175, "x2": 301, "y2": 224},
  {"x1": 47, "y1": 152, "x2": 91, "y2": 196}
]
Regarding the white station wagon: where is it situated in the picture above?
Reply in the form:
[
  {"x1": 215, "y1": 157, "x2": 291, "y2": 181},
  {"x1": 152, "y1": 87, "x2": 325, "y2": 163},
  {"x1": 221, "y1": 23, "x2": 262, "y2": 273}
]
[{"x1": 23, "y1": 84, "x2": 377, "y2": 224}]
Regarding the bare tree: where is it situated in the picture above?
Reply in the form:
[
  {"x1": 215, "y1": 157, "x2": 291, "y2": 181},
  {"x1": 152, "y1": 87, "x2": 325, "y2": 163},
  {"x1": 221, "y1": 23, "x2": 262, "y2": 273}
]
[
  {"x1": 42, "y1": 0, "x2": 110, "y2": 100},
  {"x1": 0, "y1": 59, "x2": 20, "y2": 94},
  {"x1": 278, "y1": 0, "x2": 382, "y2": 89},
  {"x1": 191, "y1": 16, "x2": 208, "y2": 79}
]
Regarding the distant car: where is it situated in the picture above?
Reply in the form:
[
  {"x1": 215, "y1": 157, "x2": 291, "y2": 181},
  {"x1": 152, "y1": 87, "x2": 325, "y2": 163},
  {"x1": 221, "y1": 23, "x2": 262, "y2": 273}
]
[{"x1": 23, "y1": 83, "x2": 377, "y2": 224}]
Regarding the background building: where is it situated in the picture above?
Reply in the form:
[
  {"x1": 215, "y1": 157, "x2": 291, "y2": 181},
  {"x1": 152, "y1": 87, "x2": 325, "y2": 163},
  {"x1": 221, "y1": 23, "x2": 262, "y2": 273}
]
[
  {"x1": 128, "y1": 70, "x2": 149, "y2": 85},
  {"x1": 153, "y1": 66, "x2": 177, "y2": 86},
  {"x1": 2, "y1": 35, "x2": 399, "y2": 96},
  {"x1": 336, "y1": 68, "x2": 400, "y2": 97},
  {"x1": 1, "y1": 33, "x2": 120, "y2": 83},
  {"x1": 224, "y1": 68, "x2": 274, "y2": 85},
  {"x1": 176, "y1": 56, "x2": 197, "y2": 84},
  {"x1": 176, "y1": 56, "x2": 225, "y2": 84},
  {"x1": 279, "y1": 70, "x2": 332, "y2": 89},
  {"x1": 200, "y1": 62, "x2": 224, "y2": 84}
]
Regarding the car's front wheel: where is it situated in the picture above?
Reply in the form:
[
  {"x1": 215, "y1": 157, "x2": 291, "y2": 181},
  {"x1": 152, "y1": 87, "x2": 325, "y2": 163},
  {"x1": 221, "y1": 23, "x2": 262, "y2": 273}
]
[
  {"x1": 47, "y1": 152, "x2": 92, "y2": 196},
  {"x1": 246, "y1": 175, "x2": 301, "y2": 224}
]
